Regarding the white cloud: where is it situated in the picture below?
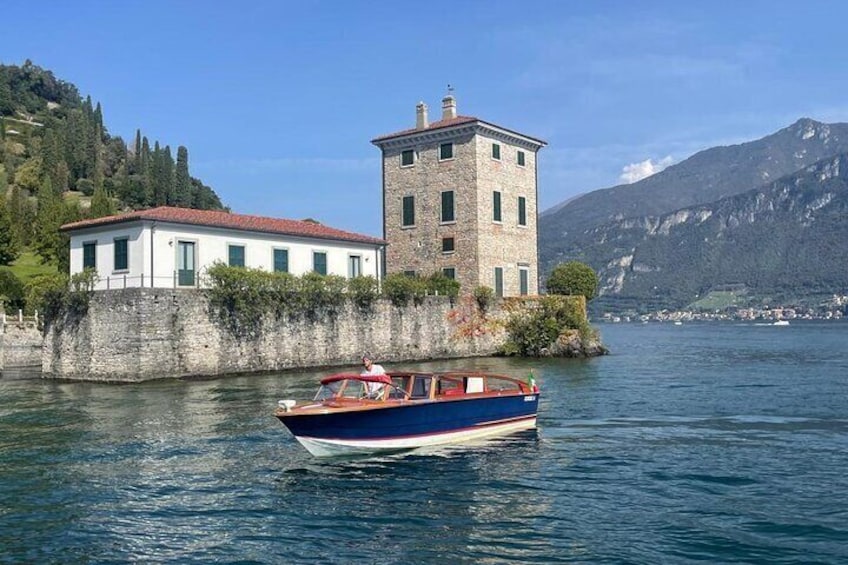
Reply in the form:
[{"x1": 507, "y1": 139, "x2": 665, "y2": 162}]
[{"x1": 619, "y1": 156, "x2": 674, "y2": 184}]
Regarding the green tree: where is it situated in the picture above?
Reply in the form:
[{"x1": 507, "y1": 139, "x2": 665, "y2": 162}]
[
  {"x1": 0, "y1": 269, "x2": 25, "y2": 311},
  {"x1": 89, "y1": 184, "x2": 114, "y2": 217},
  {"x1": 546, "y1": 261, "x2": 598, "y2": 301},
  {"x1": 174, "y1": 145, "x2": 191, "y2": 206},
  {"x1": 0, "y1": 195, "x2": 21, "y2": 265},
  {"x1": 13, "y1": 156, "x2": 43, "y2": 193},
  {"x1": 33, "y1": 176, "x2": 64, "y2": 265}
]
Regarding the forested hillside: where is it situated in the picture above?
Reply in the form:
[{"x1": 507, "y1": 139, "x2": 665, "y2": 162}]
[{"x1": 0, "y1": 60, "x2": 224, "y2": 278}]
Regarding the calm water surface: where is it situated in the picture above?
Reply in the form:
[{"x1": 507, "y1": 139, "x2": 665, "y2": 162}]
[{"x1": 2, "y1": 321, "x2": 847, "y2": 564}]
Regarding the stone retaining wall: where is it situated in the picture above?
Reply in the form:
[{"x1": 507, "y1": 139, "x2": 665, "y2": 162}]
[
  {"x1": 0, "y1": 321, "x2": 43, "y2": 371},
  {"x1": 43, "y1": 289, "x2": 508, "y2": 382}
]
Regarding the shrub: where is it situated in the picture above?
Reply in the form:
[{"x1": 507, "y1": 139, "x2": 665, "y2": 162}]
[
  {"x1": 347, "y1": 275, "x2": 379, "y2": 311},
  {"x1": 383, "y1": 272, "x2": 427, "y2": 307},
  {"x1": 0, "y1": 269, "x2": 24, "y2": 311},
  {"x1": 472, "y1": 285, "x2": 495, "y2": 313},
  {"x1": 76, "y1": 178, "x2": 95, "y2": 196},
  {"x1": 425, "y1": 271, "x2": 460, "y2": 298},
  {"x1": 22, "y1": 269, "x2": 98, "y2": 329},
  {"x1": 503, "y1": 295, "x2": 590, "y2": 356}
]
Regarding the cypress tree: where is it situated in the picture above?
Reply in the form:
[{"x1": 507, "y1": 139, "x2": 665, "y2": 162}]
[
  {"x1": 0, "y1": 194, "x2": 21, "y2": 265},
  {"x1": 162, "y1": 145, "x2": 175, "y2": 205},
  {"x1": 89, "y1": 185, "x2": 114, "y2": 218},
  {"x1": 174, "y1": 146, "x2": 191, "y2": 207},
  {"x1": 33, "y1": 177, "x2": 64, "y2": 265},
  {"x1": 133, "y1": 129, "x2": 142, "y2": 174}
]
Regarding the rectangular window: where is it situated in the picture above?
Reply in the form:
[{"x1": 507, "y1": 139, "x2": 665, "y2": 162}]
[
  {"x1": 519, "y1": 266, "x2": 530, "y2": 296},
  {"x1": 177, "y1": 241, "x2": 196, "y2": 286},
  {"x1": 440, "y1": 190, "x2": 455, "y2": 223},
  {"x1": 442, "y1": 237, "x2": 455, "y2": 253},
  {"x1": 313, "y1": 251, "x2": 327, "y2": 275},
  {"x1": 439, "y1": 143, "x2": 454, "y2": 160},
  {"x1": 494, "y1": 267, "x2": 504, "y2": 298},
  {"x1": 517, "y1": 150, "x2": 526, "y2": 166},
  {"x1": 273, "y1": 248, "x2": 289, "y2": 273},
  {"x1": 493, "y1": 191, "x2": 502, "y2": 222},
  {"x1": 403, "y1": 270, "x2": 416, "y2": 278},
  {"x1": 401, "y1": 149, "x2": 414, "y2": 167},
  {"x1": 348, "y1": 255, "x2": 362, "y2": 278},
  {"x1": 442, "y1": 267, "x2": 456, "y2": 279},
  {"x1": 228, "y1": 244, "x2": 245, "y2": 267},
  {"x1": 83, "y1": 242, "x2": 96, "y2": 270},
  {"x1": 518, "y1": 196, "x2": 527, "y2": 226},
  {"x1": 402, "y1": 195, "x2": 415, "y2": 227},
  {"x1": 114, "y1": 237, "x2": 128, "y2": 271},
  {"x1": 492, "y1": 143, "x2": 501, "y2": 160}
]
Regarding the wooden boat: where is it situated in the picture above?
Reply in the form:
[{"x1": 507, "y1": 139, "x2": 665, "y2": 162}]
[{"x1": 275, "y1": 370, "x2": 540, "y2": 457}]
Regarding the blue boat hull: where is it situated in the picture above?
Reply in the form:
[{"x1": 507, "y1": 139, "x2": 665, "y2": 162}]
[{"x1": 277, "y1": 393, "x2": 540, "y2": 456}]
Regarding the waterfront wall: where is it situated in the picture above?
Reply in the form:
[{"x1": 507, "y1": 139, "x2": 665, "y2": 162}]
[
  {"x1": 0, "y1": 320, "x2": 43, "y2": 371},
  {"x1": 43, "y1": 289, "x2": 508, "y2": 382}
]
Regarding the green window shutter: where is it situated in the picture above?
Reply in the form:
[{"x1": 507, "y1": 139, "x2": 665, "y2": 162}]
[
  {"x1": 228, "y1": 245, "x2": 245, "y2": 267},
  {"x1": 313, "y1": 252, "x2": 327, "y2": 275},
  {"x1": 494, "y1": 267, "x2": 504, "y2": 297},
  {"x1": 273, "y1": 249, "x2": 289, "y2": 272},
  {"x1": 401, "y1": 150, "x2": 414, "y2": 166},
  {"x1": 493, "y1": 191, "x2": 502, "y2": 222},
  {"x1": 440, "y1": 143, "x2": 453, "y2": 160},
  {"x1": 114, "y1": 238, "x2": 128, "y2": 271},
  {"x1": 442, "y1": 237, "x2": 455, "y2": 253},
  {"x1": 441, "y1": 190, "x2": 455, "y2": 222},
  {"x1": 492, "y1": 143, "x2": 500, "y2": 160},
  {"x1": 518, "y1": 196, "x2": 527, "y2": 226},
  {"x1": 402, "y1": 195, "x2": 415, "y2": 226},
  {"x1": 442, "y1": 267, "x2": 456, "y2": 279},
  {"x1": 517, "y1": 151, "x2": 525, "y2": 166},
  {"x1": 83, "y1": 243, "x2": 96, "y2": 269},
  {"x1": 519, "y1": 268, "x2": 529, "y2": 295}
]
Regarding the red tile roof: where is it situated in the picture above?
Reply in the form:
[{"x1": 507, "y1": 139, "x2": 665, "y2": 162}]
[
  {"x1": 60, "y1": 206, "x2": 386, "y2": 245},
  {"x1": 371, "y1": 116, "x2": 479, "y2": 142}
]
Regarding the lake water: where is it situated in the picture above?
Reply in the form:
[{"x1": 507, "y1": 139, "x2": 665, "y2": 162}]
[{"x1": 2, "y1": 321, "x2": 847, "y2": 564}]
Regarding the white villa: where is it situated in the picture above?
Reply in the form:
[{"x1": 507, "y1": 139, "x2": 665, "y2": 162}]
[{"x1": 61, "y1": 206, "x2": 386, "y2": 290}]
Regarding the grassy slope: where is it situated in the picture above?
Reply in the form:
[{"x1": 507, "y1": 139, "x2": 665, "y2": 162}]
[{"x1": 1, "y1": 250, "x2": 58, "y2": 284}]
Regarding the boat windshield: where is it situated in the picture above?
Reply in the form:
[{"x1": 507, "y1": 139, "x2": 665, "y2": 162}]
[{"x1": 314, "y1": 379, "x2": 371, "y2": 400}]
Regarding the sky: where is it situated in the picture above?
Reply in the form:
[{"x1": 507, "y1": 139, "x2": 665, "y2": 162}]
[{"x1": 3, "y1": 0, "x2": 848, "y2": 237}]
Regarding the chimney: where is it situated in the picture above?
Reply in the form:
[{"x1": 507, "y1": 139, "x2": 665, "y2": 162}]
[
  {"x1": 442, "y1": 93, "x2": 457, "y2": 120},
  {"x1": 416, "y1": 101, "x2": 429, "y2": 129}
]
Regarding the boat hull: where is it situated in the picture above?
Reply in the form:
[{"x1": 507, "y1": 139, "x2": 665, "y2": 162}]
[{"x1": 278, "y1": 394, "x2": 539, "y2": 458}]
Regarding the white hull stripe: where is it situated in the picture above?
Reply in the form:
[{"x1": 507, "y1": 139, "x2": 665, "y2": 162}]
[{"x1": 295, "y1": 416, "x2": 537, "y2": 458}]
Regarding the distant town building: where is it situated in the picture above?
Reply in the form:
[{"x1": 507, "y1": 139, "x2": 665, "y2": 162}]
[
  {"x1": 61, "y1": 206, "x2": 386, "y2": 290},
  {"x1": 371, "y1": 93, "x2": 546, "y2": 297}
]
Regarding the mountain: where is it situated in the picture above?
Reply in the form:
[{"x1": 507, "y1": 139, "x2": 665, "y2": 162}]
[
  {"x1": 539, "y1": 118, "x2": 848, "y2": 313},
  {"x1": 540, "y1": 118, "x2": 848, "y2": 250},
  {"x1": 564, "y1": 153, "x2": 848, "y2": 313}
]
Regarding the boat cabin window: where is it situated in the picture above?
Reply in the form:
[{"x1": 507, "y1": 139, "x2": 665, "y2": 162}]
[
  {"x1": 410, "y1": 375, "x2": 432, "y2": 399},
  {"x1": 487, "y1": 377, "x2": 519, "y2": 392},
  {"x1": 389, "y1": 375, "x2": 412, "y2": 399},
  {"x1": 437, "y1": 377, "x2": 464, "y2": 396}
]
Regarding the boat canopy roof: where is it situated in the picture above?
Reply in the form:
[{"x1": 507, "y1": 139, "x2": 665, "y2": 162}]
[{"x1": 320, "y1": 373, "x2": 393, "y2": 386}]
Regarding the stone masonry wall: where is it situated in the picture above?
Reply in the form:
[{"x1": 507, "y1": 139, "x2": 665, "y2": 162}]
[
  {"x1": 0, "y1": 321, "x2": 43, "y2": 370},
  {"x1": 383, "y1": 131, "x2": 480, "y2": 285},
  {"x1": 43, "y1": 289, "x2": 507, "y2": 382},
  {"x1": 475, "y1": 135, "x2": 539, "y2": 296}
]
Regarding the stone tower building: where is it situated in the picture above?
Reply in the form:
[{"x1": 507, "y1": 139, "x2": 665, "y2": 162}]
[{"x1": 371, "y1": 94, "x2": 546, "y2": 296}]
